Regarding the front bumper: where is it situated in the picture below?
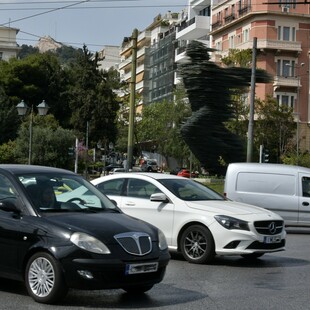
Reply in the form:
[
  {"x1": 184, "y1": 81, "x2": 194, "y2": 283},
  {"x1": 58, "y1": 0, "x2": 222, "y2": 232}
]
[
  {"x1": 61, "y1": 251, "x2": 170, "y2": 290},
  {"x1": 210, "y1": 221, "x2": 286, "y2": 256}
]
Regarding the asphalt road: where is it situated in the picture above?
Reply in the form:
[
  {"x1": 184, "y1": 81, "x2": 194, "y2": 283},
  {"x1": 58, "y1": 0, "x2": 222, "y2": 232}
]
[{"x1": 0, "y1": 230, "x2": 309, "y2": 310}]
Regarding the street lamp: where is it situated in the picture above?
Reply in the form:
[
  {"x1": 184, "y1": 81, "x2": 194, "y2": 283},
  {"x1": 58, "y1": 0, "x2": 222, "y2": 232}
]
[{"x1": 16, "y1": 100, "x2": 49, "y2": 165}]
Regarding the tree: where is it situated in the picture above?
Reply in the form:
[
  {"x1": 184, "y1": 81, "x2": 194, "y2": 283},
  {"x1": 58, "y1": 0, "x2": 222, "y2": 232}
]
[
  {"x1": 17, "y1": 44, "x2": 39, "y2": 59},
  {"x1": 0, "y1": 88, "x2": 20, "y2": 144},
  {"x1": 136, "y1": 86, "x2": 194, "y2": 167},
  {"x1": 0, "y1": 140, "x2": 17, "y2": 163},
  {"x1": 254, "y1": 96, "x2": 295, "y2": 162},
  {"x1": 0, "y1": 53, "x2": 70, "y2": 129},
  {"x1": 67, "y1": 46, "x2": 120, "y2": 147},
  {"x1": 14, "y1": 114, "x2": 76, "y2": 168}
]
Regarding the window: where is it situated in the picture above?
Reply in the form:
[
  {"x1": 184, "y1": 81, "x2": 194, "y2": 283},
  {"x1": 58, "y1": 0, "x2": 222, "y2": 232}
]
[
  {"x1": 278, "y1": 26, "x2": 296, "y2": 41},
  {"x1": 302, "y1": 177, "x2": 310, "y2": 197},
  {"x1": 127, "y1": 179, "x2": 161, "y2": 199},
  {"x1": 97, "y1": 179, "x2": 125, "y2": 196},
  {"x1": 215, "y1": 41, "x2": 222, "y2": 51},
  {"x1": 276, "y1": 93, "x2": 295, "y2": 108},
  {"x1": 243, "y1": 29, "x2": 249, "y2": 42},
  {"x1": 0, "y1": 175, "x2": 16, "y2": 200},
  {"x1": 276, "y1": 59, "x2": 295, "y2": 76},
  {"x1": 229, "y1": 35, "x2": 235, "y2": 48},
  {"x1": 199, "y1": 6, "x2": 210, "y2": 16},
  {"x1": 283, "y1": 27, "x2": 290, "y2": 41}
]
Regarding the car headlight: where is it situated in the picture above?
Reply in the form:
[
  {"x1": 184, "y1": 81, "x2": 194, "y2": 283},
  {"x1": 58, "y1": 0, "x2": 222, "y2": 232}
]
[
  {"x1": 158, "y1": 229, "x2": 168, "y2": 250},
  {"x1": 70, "y1": 232, "x2": 111, "y2": 254},
  {"x1": 214, "y1": 215, "x2": 249, "y2": 231}
]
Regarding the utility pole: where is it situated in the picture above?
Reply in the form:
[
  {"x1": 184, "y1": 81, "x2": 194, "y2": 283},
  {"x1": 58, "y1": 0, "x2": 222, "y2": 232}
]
[
  {"x1": 126, "y1": 28, "x2": 138, "y2": 171},
  {"x1": 247, "y1": 37, "x2": 257, "y2": 162}
]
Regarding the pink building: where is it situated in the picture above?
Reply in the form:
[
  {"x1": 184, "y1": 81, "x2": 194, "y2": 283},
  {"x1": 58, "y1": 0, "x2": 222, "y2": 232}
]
[{"x1": 210, "y1": 0, "x2": 310, "y2": 150}]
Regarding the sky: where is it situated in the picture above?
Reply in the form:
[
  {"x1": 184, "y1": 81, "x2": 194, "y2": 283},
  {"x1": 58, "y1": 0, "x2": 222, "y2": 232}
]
[{"x1": 0, "y1": 0, "x2": 187, "y2": 52}]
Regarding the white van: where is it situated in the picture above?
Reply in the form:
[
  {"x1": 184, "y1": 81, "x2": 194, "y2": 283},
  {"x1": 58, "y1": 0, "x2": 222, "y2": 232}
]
[{"x1": 224, "y1": 163, "x2": 310, "y2": 227}]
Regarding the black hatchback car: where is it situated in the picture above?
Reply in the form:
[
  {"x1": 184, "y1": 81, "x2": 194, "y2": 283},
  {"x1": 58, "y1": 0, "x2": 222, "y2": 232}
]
[{"x1": 0, "y1": 165, "x2": 170, "y2": 304}]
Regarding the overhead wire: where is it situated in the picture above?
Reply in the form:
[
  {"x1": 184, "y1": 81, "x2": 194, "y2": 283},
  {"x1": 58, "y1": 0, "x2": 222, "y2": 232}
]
[{"x1": 0, "y1": 0, "x2": 186, "y2": 49}]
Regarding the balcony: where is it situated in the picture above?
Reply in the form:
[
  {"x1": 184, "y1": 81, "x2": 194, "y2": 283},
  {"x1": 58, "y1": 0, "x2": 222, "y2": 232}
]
[
  {"x1": 211, "y1": 20, "x2": 222, "y2": 31},
  {"x1": 273, "y1": 76, "x2": 300, "y2": 89},
  {"x1": 238, "y1": 6, "x2": 251, "y2": 17},
  {"x1": 258, "y1": 39, "x2": 302, "y2": 53},
  {"x1": 235, "y1": 39, "x2": 302, "y2": 53},
  {"x1": 224, "y1": 13, "x2": 235, "y2": 24},
  {"x1": 176, "y1": 15, "x2": 210, "y2": 40},
  {"x1": 118, "y1": 46, "x2": 147, "y2": 71}
]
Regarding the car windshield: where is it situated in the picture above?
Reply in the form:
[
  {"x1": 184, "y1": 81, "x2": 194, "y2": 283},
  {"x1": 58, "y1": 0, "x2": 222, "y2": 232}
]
[
  {"x1": 159, "y1": 178, "x2": 224, "y2": 201},
  {"x1": 18, "y1": 173, "x2": 119, "y2": 213}
]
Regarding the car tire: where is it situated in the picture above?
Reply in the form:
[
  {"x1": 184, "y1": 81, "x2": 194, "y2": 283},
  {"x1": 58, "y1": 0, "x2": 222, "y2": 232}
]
[
  {"x1": 25, "y1": 252, "x2": 68, "y2": 304},
  {"x1": 122, "y1": 285, "x2": 154, "y2": 294},
  {"x1": 180, "y1": 225, "x2": 215, "y2": 264}
]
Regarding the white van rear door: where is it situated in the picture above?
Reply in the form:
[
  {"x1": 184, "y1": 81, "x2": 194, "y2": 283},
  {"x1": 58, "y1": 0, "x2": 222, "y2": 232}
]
[{"x1": 298, "y1": 174, "x2": 310, "y2": 225}]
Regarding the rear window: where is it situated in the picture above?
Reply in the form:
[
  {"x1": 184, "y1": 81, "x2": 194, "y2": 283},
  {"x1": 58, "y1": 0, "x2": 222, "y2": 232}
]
[{"x1": 236, "y1": 172, "x2": 295, "y2": 196}]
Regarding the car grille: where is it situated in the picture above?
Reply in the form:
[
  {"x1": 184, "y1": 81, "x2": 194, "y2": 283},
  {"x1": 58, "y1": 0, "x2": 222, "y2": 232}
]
[
  {"x1": 114, "y1": 232, "x2": 152, "y2": 256},
  {"x1": 254, "y1": 220, "x2": 284, "y2": 235}
]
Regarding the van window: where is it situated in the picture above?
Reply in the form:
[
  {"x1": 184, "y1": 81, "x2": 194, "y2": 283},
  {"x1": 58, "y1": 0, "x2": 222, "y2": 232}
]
[
  {"x1": 302, "y1": 177, "x2": 310, "y2": 197},
  {"x1": 236, "y1": 172, "x2": 295, "y2": 195}
]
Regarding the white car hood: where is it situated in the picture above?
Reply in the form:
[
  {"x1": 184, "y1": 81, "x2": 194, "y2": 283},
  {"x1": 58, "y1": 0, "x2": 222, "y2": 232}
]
[{"x1": 186, "y1": 199, "x2": 277, "y2": 217}]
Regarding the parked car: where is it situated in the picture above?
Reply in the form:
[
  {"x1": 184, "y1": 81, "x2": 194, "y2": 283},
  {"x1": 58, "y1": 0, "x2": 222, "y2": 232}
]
[
  {"x1": 91, "y1": 173, "x2": 286, "y2": 264},
  {"x1": 140, "y1": 159, "x2": 158, "y2": 172},
  {"x1": 102, "y1": 163, "x2": 123, "y2": 173},
  {"x1": 177, "y1": 169, "x2": 198, "y2": 178},
  {"x1": 0, "y1": 165, "x2": 169, "y2": 304},
  {"x1": 224, "y1": 162, "x2": 310, "y2": 227}
]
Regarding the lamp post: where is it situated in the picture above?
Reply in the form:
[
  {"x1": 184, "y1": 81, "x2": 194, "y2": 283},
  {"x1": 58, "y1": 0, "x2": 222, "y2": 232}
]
[{"x1": 16, "y1": 99, "x2": 49, "y2": 165}]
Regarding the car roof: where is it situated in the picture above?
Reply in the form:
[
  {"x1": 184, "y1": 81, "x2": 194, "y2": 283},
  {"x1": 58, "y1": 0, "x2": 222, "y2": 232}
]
[
  {"x1": 92, "y1": 172, "x2": 185, "y2": 184},
  {"x1": 0, "y1": 164, "x2": 75, "y2": 175}
]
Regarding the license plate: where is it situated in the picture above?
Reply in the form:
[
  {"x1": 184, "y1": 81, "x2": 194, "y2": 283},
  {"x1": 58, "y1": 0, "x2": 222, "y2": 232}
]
[
  {"x1": 263, "y1": 235, "x2": 281, "y2": 244},
  {"x1": 125, "y1": 262, "x2": 158, "y2": 275}
]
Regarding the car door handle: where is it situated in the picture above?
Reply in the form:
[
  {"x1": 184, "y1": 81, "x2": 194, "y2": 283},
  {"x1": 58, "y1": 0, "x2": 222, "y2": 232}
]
[
  {"x1": 302, "y1": 201, "x2": 309, "y2": 206},
  {"x1": 124, "y1": 201, "x2": 135, "y2": 206}
]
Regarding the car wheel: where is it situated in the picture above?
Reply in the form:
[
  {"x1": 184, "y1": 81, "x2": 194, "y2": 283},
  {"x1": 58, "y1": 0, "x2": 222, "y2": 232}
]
[
  {"x1": 25, "y1": 252, "x2": 68, "y2": 304},
  {"x1": 122, "y1": 285, "x2": 154, "y2": 294},
  {"x1": 180, "y1": 225, "x2": 215, "y2": 264},
  {"x1": 241, "y1": 253, "x2": 265, "y2": 259}
]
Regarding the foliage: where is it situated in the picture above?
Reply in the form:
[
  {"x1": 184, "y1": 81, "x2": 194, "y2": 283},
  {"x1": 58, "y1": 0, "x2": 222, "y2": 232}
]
[
  {"x1": 254, "y1": 96, "x2": 295, "y2": 162},
  {"x1": 282, "y1": 151, "x2": 310, "y2": 167},
  {"x1": 0, "y1": 44, "x2": 122, "y2": 169},
  {"x1": 0, "y1": 88, "x2": 20, "y2": 144},
  {"x1": 0, "y1": 53, "x2": 70, "y2": 129},
  {"x1": 14, "y1": 114, "x2": 76, "y2": 168},
  {"x1": 0, "y1": 140, "x2": 17, "y2": 164},
  {"x1": 221, "y1": 49, "x2": 252, "y2": 67},
  {"x1": 136, "y1": 86, "x2": 193, "y2": 166},
  {"x1": 17, "y1": 44, "x2": 39, "y2": 59},
  {"x1": 17, "y1": 44, "x2": 83, "y2": 66},
  {"x1": 54, "y1": 46, "x2": 84, "y2": 66},
  {"x1": 67, "y1": 45, "x2": 120, "y2": 146}
]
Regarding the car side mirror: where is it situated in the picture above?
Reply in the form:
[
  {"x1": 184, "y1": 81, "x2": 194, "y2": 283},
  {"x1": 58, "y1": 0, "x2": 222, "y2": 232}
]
[
  {"x1": 150, "y1": 193, "x2": 169, "y2": 203},
  {"x1": 110, "y1": 199, "x2": 118, "y2": 207},
  {"x1": 0, "y1": 198, "x2": 20, "y2": 213}
]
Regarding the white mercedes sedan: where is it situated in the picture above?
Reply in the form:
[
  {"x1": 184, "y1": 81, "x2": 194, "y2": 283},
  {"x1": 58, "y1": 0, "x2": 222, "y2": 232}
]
[{"x1": 91, "y1": 173, "x2": 286, "y2": 264}]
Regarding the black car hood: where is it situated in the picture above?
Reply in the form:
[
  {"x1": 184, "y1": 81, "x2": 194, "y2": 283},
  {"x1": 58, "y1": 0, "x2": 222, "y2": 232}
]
[{"x1": 44, "y1": 212, "x2": 157, "y2": 244}]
